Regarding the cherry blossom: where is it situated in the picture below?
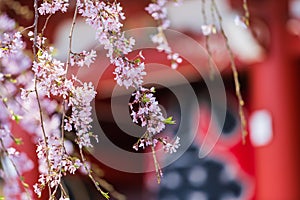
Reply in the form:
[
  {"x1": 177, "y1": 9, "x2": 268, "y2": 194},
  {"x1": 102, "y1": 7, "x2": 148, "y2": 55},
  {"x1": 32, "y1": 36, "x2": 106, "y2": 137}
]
[
  {"x1": 78, "y1": 0, "x2": 125, "y2": 33},
  {"x1": 145, "y1": 0, "x2": 170, "y2": 30},
  {"x1": 133, "y1": 138, "x2": 159, "y2": 151},
  {"x1": 67, "y1": 81, "x2": 97, "y2": 148},
  {"x1": 234, "y1": 15, "x2": 248, "y2": 29},
  {"x1": 78, "y1": 0, "x2": 140, "y2": 88},
  {"x1": 0, "y1": 0, "x2": 252, "y2": 198},
  {"x1": 167, "y1": 53, "x2": 183, "y2": 69},
  {"x1": 0, "y1": 14, "x2": 35, "y2": 199},
  {"x1": 162, "y1": 136, "x2": 180, "y2": 154},
  {"x1": 113, "y1": 56, "x2": 147, "y2": 89},
  {"x1": 70, "y1": 50, "x2": 97, "y2": 67},
  {"x1": 133, "y1": 134, "x2": 181, "y2": 155},
  {"x1": 130, "y1": 87, "x2": 166, "y2": 136},
  {"x1": 0, "y1": 32, "x2": 24, "y2": 58},
  {"x1": 201, "y1": 24, "x2": 217, "y2": 36},
  {"x1": 0, "y1": 1, "x2": 187, "y2": 198},
  {"x1": 32, "y1": 49, "x2": 68, "y2": 98},
  {"x1": 34, "y1": 135, "x2": 83, "y2": 197},
  {"x1": 145, "y1": 0, "x2": 183, "y2": 69},
  {"x1": 0, "y1": 14, "x2": 24, "y2": 59},
  {"x1": 78, "y1": 1, "x2": 175, "y2": 153},
  {"x1": 38, "y1": 0, "x2": 69, "y2": 15},
  {"x1": 25, "y1": 19, "x2": 98, "y2": 197}
]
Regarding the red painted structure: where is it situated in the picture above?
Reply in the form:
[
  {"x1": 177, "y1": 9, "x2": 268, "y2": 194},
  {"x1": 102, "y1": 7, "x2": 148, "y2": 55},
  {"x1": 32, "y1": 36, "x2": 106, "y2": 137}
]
[{"x1": 248, "y1": 0, "x2": 300, "y2": 199}]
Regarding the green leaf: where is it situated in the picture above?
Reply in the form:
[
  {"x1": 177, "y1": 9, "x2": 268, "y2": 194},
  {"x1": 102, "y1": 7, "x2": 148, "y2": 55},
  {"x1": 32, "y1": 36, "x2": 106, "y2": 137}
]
[
  {"x1": 134, "y1": 58, "x2": 141, "y2": 64},
  {"x1": 15, "y1": 137, "x2": 23, "y2": 145},
  {"x1": 12, "y1": 114, "x2": 22, "y2": 123},
  {"x1": 0, "y1": 196, "x2": 5, "y2": 200},
  {"x1": 163, "y1": 116, "x2": 176, "y2": 125},
  {"x1": 101, "y1": 191, "x2": 110, "y2": 199},
  {"x1": 142, "y1": 94, "x2": 150, "y2": 103},
  {"x1": 37, "y1": 49, "x2": 42, "y2": 57}
]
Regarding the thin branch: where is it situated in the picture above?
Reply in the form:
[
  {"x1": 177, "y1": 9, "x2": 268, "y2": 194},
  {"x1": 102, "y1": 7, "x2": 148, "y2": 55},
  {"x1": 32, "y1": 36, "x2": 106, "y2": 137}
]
[
  {"x1": 66, "y1": 3, "x2": 79, "y2": 72},
  {"x1": 32, "y1": 0, "x2": 52, "y2": 195},
  {"x1": 79, "y1": 147, "x2": 110, "y2": 199},
  {"x1": 201, "y1": 0, "x2": 216, "y2": 78},
  {"x1": 211, "y1": 0, "x2": 248, "y2": 143},
  {"x1": 41, "y1": 14, "x2": 52, "y2": 36},
  {"x1": 95, "y1": 178, "x2": 126, "y2": 200},
  {"x1": 20, "y1": 25, "x2": 35, "y2": 33},
  {"x1": 242, "y1": 0, "x2": 250, "y2": 26},
  {"x1": 151, "y1": 145, "x2": 162, "y2": 184},
  {"x1": 51, "y1": 4, "x2": 80, "y2": 198},
  {"x1": 0, "y1": 139, "x2": 32, "y2": 200}
]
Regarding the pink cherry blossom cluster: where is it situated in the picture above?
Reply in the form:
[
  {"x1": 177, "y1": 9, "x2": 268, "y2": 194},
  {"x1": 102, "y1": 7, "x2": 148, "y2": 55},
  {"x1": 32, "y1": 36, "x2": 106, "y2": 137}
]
[
  {"x1": 0, "y1": 15, "x2": 24, "y2": 58},
  {"x1": 162, "y1": 136, "x2": 180, "y2": 153},
  {"x1": 1, "y1": 0, "x2": 184, "y2": 198},
  {"x1": 70, "y1": 50, "x2": 97, "y2": 67},
  {"x1": 129, "y1": 87, "x2": 180, "y2": 153},
  {"x1": 0, "y1": 31, "x2": 24, "y2": 58},
  {"x1": 32, "y1": 48, "x2": 68, "y2": 98},
  {"x1": 77, "y1": 0, "x2": 131, "y2": 59},
  {"x1": 78, "y1": 0, "x2": 146, "y2": 92},
  {"x1": 78, "y1": 0, "x2": 180, "y2": 156},
  {"x1": 38, "y1": 0, "x2": 69, "y2": 15},
  {"x1": 34, "y1": 136, "x2": 82, "y2": 197},
  {"x1": 133, "y1": 136, "x2": 180, "y2": 154},
  {"x1": 113, "y1": 55, "x2": 146, "y2": 89},
  {"x1": 145, "y1": 0, "x2": 183, "y2": 69},
  {"x1": 0, "y1": 14, "x2": 35, "y2": 199},
  {"x1": 66, "y1": 81, "x2": 97, "y2": 148},
  {"x1": 133, "y1": 137, "x2": 158, "y2": 151},
  {"x1": 145, "y1": 0, "x2": 170, "y2": 29},
  {"x1": 77, "y1": 0, "x2": 125, "y2": 34},
  {"x1": 130, "y1": 87, "x2": 166, "y2": 136},
  {"x1": 77, "y1": 0, "x2": 144, "y2": 89},
  {"x1": 30, "y1": 41, "x2": 97, "y2": 149},
  {"x1": 24, "y1": 24, "x2": 98, "y2": 197}
]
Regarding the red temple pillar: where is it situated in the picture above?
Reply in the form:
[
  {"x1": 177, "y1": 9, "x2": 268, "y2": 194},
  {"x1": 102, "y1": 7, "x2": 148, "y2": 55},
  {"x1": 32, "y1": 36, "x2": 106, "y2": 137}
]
[{"x1": 250, "y1": 0, "x2": 300, "y2": 199}]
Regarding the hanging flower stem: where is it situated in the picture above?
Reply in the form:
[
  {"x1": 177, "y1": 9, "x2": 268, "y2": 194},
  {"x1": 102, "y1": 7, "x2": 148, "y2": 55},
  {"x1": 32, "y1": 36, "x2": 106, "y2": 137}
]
[
  {"x1": 151, "y1": 145, "x2": 163, "y2": 184},
  {"x1": 211, "y1": 0, "x2": 248, "y2": 143},
  {"x1": 0, "y1": 139, "x2": 32, "y2": 200},
  {"x1": 201, "y1": 0, "x2": 216, "y2": 78},
  {"x1": 32, "y1": 0, "x2": 52, "y2": 194},
  {"x1": 79, "y1": 147, "x2": 110, "y2": 199}
]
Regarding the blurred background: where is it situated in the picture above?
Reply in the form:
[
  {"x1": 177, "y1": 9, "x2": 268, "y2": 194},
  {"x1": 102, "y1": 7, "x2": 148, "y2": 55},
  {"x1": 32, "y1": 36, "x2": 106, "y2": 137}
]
[{"x1": 1, "y1": 0, "x2": 300, "y2": 199}]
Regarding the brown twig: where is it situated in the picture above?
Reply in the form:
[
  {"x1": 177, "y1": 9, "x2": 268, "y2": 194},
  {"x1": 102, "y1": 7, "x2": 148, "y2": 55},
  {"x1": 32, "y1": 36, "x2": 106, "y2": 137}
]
[
  {"x1": 211, "y1": 0, "x2": 248, "y2": 143},
  {"x1": 32, "y1": 0, "x2": 52, "y2": 195},
  {"x1": 242, "y1": 0, "x2": 250, "y2": 26},
  {"x1": 52, "y1": 3, "x2": 80, "y2": 198},
  {"x1": 79, "y1": 147, "x2": 110, "y2": 199},
  {"x1": 151, "y1": 145, "x2": 163, "y2": 184}
]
